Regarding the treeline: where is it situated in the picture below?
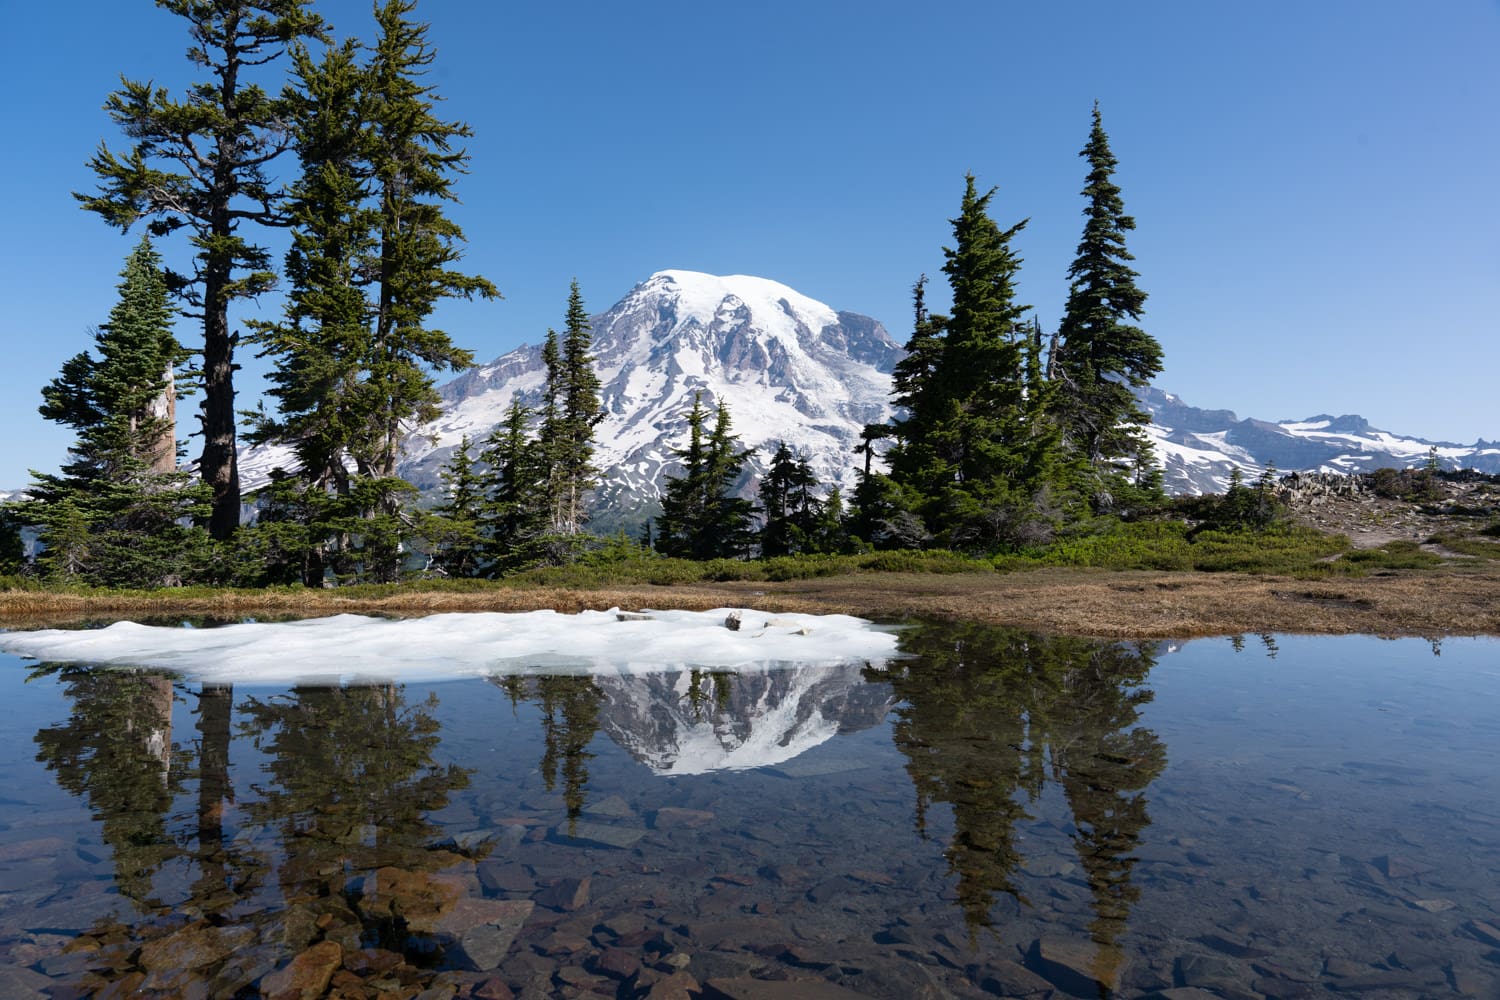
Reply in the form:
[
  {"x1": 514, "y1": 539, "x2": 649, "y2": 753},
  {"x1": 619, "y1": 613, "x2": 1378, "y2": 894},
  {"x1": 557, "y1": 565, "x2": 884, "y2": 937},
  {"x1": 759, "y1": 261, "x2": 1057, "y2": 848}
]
[
  {"x1": 3, "y1": 0, "x2": 1175, "y2": 588},
  {"x1": 10, "y1": 0, "x2": 494, "y2": 586},
  {"x1": 416, "y1": 103, "x2": 1170, "y2": 578}
]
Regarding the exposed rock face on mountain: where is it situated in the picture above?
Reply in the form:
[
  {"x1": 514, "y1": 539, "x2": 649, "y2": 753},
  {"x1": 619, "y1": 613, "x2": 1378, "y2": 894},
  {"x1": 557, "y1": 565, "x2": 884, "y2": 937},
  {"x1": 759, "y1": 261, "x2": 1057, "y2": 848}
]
[
  {"x1": 1138, "y1": 388, "x2": 1500, "y2": 495},
  {"x1": 592, "y1": 662, "x2": 894, "y2": 776}
]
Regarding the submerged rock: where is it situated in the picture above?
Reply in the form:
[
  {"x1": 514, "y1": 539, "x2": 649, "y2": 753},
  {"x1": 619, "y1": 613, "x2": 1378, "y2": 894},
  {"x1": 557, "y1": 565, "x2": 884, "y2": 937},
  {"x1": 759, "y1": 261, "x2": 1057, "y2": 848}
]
[
  {"x1": 1029, "y1": 936, "x2": 1129, "y2": 996},
  {"x1": 552, "y1": 821, "x2": 644, "y2": 850},
  {"x1": 358, "y1": 867, "x2": 466, "y2": 933},
  {"x1": 534, "y1": 877, "x2": 591, "y2": 912},
  {"x1": 432, "y1": 899, "x2": 534, "y2": 971},
  {"x1": 259, "y1": 939, "x2": 342, "y2": 1000}
]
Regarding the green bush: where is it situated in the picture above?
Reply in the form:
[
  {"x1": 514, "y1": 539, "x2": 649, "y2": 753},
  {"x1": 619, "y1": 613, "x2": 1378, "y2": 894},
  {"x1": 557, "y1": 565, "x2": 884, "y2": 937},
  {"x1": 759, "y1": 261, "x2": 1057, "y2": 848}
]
[
  {"x1": 1335, "y1": 541, "x2": 1444, "y2": 571},
  {"x1": 859, "y1": 549, "x2": 988, "y2": 574}
]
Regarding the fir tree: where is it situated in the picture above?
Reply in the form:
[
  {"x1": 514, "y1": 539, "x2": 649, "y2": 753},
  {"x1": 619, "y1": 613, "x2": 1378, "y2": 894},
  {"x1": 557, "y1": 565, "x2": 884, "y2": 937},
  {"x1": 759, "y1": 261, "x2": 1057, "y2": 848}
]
[
  {"x1": 38, "y1": 237, "x2": 185, "y2": 481},
  {"x1": 703, "y1": 400, "x2": 757, "y2": 558},
  {"x1": 656, "y1": 394, "x2": 754, "y2": 560},
  {"x1": 425, "y1": 436, "x2": 486, "y2": 576},
  {"x1": 535, "y1": 327, "x2": 564, "y2": 530},
  {"x1": 356, "y1": 0, "x2": 498, "y2": 580},
  {"x1": 1053, "y1": 103, "x2": 1164, "y2": 509},
  {"x1": 21, "y1": 238, "x2": 210, "y2": 586},
  {"x1": 654, "y1": 394, "x2": 709, "y2": 560},
  {"x1": 479, "y1": 401, "x2": 548, "y2": 573},
  {"x1": 246, "y1": 36, "x2": 376, "y2": 583},
  {"x1": 758, "y1": 442, "x2": 823, "y2": 557},
  {"x1": 551, "y1": 281, "x2": 603, "y2": 535},
  {"x1": 0, "y1": 507, "x2": 23, "y2": 577},
  {"x1": 879, "y1": 175, "x2": 1048, "y2": 549},
  {"x1": 250, "y1": 0, "x2": 497, "y2": 583},
  {"x1": 77, "y1": 0, "x2": 327, "y2": 539}
]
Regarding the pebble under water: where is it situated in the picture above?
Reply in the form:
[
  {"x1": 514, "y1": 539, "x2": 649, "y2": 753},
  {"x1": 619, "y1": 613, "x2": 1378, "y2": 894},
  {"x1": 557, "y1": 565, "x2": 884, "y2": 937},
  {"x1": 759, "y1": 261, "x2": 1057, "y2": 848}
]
[{"x1": 0, "y1": 622, "x2": 1497, "y2": 999}]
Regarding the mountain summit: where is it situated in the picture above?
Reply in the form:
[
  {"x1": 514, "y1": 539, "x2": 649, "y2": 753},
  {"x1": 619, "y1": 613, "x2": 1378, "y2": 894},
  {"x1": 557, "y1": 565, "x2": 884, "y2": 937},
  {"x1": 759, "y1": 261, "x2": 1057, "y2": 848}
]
[{"x1": 384, "y1": 270, "x2": 902, "y2": 526}]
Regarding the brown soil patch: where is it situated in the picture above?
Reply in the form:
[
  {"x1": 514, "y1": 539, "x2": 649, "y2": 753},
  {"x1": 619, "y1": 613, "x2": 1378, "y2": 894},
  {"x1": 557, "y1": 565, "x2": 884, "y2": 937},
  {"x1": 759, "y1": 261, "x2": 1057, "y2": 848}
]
[{"x1": 2, "y1": 565, "x2": 1496, "y2": 639}]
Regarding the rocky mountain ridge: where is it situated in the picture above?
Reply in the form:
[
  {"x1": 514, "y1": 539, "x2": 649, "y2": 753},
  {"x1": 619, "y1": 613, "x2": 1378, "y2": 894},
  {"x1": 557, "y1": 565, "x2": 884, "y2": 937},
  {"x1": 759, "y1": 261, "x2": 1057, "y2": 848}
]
[{"x1": 1139, "y1": 388, "x2": 1500, "y2": 494}]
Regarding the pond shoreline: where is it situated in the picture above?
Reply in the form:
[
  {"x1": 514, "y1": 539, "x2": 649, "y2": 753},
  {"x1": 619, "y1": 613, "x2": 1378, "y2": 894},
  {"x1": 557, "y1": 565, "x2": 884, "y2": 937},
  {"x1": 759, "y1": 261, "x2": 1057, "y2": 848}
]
[{"x1": 2, "y1": 565, "x2": 1497, "y2": 638}]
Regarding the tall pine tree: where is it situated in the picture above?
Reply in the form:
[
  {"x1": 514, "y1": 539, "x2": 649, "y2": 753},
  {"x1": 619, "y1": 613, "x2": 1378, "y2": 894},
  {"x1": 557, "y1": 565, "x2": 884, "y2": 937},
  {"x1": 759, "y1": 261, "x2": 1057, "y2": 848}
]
[
  {"x1": 357, "y1": 0, "x2": 497, "y2": 580},
  {"x1": 655, "y1": 394, "x2": 754, "y2": 560},
  {"x1": 478, "y1": 400, "x2": 549, "y2": 573},
  {"x1": 250, "y1": 0, "x2": 497, "y2": 583},
  {"x1": 550, "y1": 281, "x2": 603, "y2": 535},
  {"x1": 1053, "y1": 103, "x2": 1164, "y2": 510},
  {"x1": 424, "y1": 435, "x2": 486, "y2": 577},
  {"x1": 21, "y1": 238, "x2": 210, "y2": 586},
  {"x1": 246, "y1": 36, "x2": 376, "y2": 584},
  {"x1": 77, "y1": 0, "x2": 327, "y2": 540},
  {"x1": 878, "y1": 176, "x2": 1051, "y2": 549},
  {"x1": 758, "y1": 442, "x2": 822, "y2": 557}
]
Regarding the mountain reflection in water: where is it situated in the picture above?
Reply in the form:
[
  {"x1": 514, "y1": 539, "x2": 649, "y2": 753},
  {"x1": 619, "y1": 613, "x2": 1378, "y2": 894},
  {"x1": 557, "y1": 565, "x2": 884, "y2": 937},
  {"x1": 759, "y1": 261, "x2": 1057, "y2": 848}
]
[{"x1": 11, "y1": 625, "x2": 1489, "y2": 998}]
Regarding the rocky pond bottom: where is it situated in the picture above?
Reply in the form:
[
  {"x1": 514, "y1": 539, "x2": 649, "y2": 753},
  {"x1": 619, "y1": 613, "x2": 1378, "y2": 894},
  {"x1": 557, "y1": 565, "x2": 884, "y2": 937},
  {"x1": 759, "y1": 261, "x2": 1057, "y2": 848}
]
[{"x1": 0, "y1": 624, "x2": 1497, "y2": 999}]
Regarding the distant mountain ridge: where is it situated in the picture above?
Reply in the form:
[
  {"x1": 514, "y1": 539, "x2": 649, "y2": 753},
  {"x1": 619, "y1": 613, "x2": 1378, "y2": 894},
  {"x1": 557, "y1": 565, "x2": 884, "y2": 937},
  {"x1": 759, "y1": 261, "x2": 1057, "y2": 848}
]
[
  {"x1": 1138, "y1": 387, "x2": 1500, "y2": 494},
  {"x1": 234, "y1": 271, "x2": 1500, "y2": 514}
]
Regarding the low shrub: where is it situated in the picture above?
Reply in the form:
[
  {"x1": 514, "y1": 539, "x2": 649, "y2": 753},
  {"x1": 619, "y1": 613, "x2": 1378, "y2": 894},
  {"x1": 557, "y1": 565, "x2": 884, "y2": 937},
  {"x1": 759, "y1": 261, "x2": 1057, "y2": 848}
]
[{"x1": 1329, "y1": 541, "x2": 1442, "y2": 572}]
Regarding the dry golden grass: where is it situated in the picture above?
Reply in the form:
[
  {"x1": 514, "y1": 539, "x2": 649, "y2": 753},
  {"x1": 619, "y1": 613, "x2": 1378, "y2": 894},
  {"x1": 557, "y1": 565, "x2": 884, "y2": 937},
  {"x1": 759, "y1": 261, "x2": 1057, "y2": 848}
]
[{"x1": 3, "y1": 564, "x2": 1497, "y2": 638}]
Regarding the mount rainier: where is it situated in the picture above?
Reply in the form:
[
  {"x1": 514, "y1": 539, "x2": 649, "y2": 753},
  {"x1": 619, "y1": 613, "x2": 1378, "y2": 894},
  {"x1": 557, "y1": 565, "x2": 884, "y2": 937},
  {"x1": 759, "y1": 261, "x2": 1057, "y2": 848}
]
[
  {"x1": 248, "y1": 269, "x2": 901, "y2": 529},
  {"x1": 240, "y1": 270, "x2": 1500, "y2": 521}
]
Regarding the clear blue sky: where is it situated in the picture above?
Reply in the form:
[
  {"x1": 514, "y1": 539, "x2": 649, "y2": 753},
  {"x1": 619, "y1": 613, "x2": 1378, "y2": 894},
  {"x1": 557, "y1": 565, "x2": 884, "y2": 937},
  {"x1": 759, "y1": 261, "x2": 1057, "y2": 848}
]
[{"x1": 1, "y1": 1, "x2": 1496, "y2": 486}]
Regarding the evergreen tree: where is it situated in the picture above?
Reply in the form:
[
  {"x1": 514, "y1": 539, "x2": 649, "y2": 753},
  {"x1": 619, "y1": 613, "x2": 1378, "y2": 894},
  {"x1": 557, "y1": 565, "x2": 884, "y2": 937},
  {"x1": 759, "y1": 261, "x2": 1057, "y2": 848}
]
[
  {"x1": 20, "y1": 238, "x2": 211, "y2": 586},
  {"x1": 37, "y1": 237, "x2": 185, "y2": 482},
  {"x1": 356, "y1": 0, "x2": 498, "y2": 581},
  {"x1": 551, "y1": 281, "x2": 603, "y2": 535},
  {"x1": 77, "y1": 0, "x2": 327, "y2": 539},
  {"x1": 0, "y1": 506, "x2": 23, "y2": 577},
  {"x1": 425, "y1": 436, "x2": 486, "y2": 576},
  {"x1": 655, "y1": 394, "x2": 709, "y2": 560},
  {"x1": 703, "y1": 400, "x2": 757, "y2": 558},
  {"x1": 758, "y1": 442, "x2": 801, "y2": 557},
  {"x1": 246, "y1": 36, "x2": 376, "y2": 583},
  {"x1": 250, "y1": 0, "x2": 497, "y2": 583},
  {"x1": 809, "y1": 486, "x2": 852, "y2": 555},
  {"x1": 758, "y1": 442, "x2": 824, "y2": 557},
  {"x1": 479, "y1": 401, "x2": 548, "y2": 573},
  {"x1": 535, "y1": 326, "x2": 564, "y2": 531},
  {"x1": 878, "y1": 176, "x2": 1049, "y2": 549},
  {"x1": 656, "y1": 394, "x2": 754, "y2": 559},
  {"x1": 1052, "y1": 104, "x2": 1164, "y2": 510}
]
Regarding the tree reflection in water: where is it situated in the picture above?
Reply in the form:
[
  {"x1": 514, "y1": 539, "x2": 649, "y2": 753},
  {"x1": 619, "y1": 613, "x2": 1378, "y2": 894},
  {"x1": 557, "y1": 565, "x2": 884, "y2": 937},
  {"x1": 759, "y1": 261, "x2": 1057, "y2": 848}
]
[
  {"x1": 532, "y1": 676, "x2": 604, "y2": 832},
  {"x1": 876, "y1": 625, "x2": 1166, "y2": 978},
  {"x1": 28, "y1": 627, "x2": 1166, "y2": 997},
  {"x1": 35, "y1": 673, "x2": 474, "y2": 995},
  {"x1": 33, "y1": 664, "x2": 183, "y2": 906},
  {"x1": 238, "y1": 683, "x2": 473, "y2": 889}
]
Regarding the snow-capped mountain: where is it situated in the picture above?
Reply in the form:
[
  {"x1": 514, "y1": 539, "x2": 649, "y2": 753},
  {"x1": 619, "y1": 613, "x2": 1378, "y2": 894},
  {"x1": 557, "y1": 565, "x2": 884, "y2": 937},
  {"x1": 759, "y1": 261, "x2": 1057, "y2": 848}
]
[
  {"x1": 384, "y1": 269, "x2": 900, "y2": 527},
  {"x1": 591, "y1": 662, "x2": 894, "y2": 776},
  {"x1": 235, "y1": 269, "x2": 1500, "y2": 513},
  {"x1": 1139, "y1": 387, "x2": 1500, "y2": 494}
]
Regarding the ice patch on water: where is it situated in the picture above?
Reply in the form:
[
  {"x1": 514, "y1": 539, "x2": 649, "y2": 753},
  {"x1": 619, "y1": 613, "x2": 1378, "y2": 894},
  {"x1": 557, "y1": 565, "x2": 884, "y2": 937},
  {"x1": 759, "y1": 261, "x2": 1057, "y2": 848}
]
[{"x1": 0, "y1": 609, "x2": 900, "y2": 686}]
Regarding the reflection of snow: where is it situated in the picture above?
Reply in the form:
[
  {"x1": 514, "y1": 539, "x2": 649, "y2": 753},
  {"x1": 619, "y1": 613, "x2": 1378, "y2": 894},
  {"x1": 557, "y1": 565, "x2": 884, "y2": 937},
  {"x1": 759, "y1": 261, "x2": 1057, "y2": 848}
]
[
  {"x1": 0, "y1": 609, "x2": 900, "y2": 686},
  {"x1": 593, "y1": 662, "x2": 892, "y2": 776}
]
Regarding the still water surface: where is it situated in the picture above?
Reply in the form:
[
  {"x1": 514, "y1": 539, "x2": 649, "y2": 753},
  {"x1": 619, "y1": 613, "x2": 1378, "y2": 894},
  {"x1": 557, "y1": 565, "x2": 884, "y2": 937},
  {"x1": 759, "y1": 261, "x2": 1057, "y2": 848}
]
[{"x1": 0, "y1": 623, "x2": 1497, "y2": 999}]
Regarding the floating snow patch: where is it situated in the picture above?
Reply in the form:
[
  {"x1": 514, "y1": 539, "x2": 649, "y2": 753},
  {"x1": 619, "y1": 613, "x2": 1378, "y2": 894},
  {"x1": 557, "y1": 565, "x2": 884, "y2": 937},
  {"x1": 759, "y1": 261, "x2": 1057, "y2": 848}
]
[{"x1": 0, "y1": 609, "x2": 900, "y2": 686}]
